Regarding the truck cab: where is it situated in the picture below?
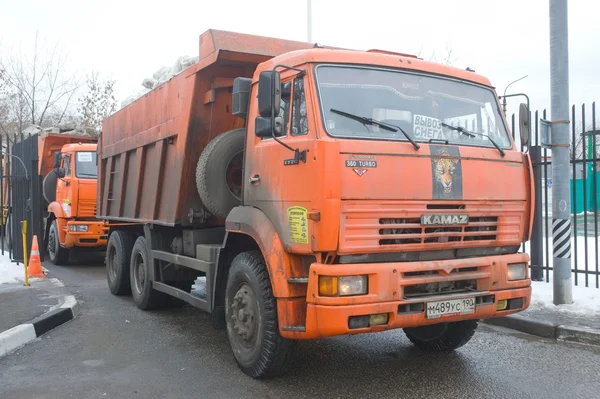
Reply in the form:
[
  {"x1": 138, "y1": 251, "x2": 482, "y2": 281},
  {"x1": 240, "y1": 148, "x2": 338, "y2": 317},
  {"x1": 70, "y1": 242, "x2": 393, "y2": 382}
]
[
  {"x1": 228, "y1": 48, "x2": 532, "y2": 351},
  {"x1": 44, "y1": 140, "x2": 108, "y2": 264}
]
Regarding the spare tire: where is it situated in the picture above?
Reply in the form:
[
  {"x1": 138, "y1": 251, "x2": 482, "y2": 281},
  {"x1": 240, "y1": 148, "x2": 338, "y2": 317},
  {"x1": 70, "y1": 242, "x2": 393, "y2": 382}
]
[
  {"x1": 196, "y1": 129, "x2": 245, "y2": 220},
  {"x1": 43, "y1": 171, "x2": 58, "y2": 203}
]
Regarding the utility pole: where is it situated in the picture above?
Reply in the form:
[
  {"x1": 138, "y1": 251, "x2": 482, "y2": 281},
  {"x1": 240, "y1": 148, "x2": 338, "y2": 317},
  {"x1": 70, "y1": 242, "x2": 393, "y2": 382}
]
[
  {"x1": 307, "y1": 0, "x2": 313, "y2": 43},
  {"x1": 549, "y1": 0, "x2": 572, "y2": 304}
]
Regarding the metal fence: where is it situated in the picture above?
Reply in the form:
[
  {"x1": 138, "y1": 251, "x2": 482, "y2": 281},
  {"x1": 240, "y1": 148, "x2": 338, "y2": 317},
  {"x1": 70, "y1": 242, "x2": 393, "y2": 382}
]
[
  {"x1": 514, "y1": 103, "x2": 600, "y2": 287},
  {"x1": 1, "y1": 133, "x2": 44, "y2": 263}
]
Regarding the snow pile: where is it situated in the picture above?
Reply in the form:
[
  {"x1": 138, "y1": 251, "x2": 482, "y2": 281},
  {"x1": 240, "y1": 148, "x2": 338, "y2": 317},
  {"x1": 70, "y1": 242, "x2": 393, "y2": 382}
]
[
  {"x1": 120, "y1": 55, "x2": 199, "y2": 109},
  {"x1": 530, "y1": 279, "x2": 600, "y2": 317},
  {"x1": 0, "y1": 253, "x2": 26, "y2": 284}
]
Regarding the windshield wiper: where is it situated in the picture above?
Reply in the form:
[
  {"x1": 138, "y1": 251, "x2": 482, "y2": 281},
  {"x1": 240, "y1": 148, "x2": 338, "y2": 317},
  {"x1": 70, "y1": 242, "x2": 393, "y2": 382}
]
[
  {"x1": 330, "y1": 108, "x2": 420, "y2": 150},
  {"x1": 441, "y1": 122, "x2": 505, "y2": 157}
]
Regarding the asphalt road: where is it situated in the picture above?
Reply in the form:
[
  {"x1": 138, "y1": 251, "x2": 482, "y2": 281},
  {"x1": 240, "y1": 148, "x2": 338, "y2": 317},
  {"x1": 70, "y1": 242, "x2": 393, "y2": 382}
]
[{"x1": 1, "y1": 253, "x2": 600, "y2": 399}]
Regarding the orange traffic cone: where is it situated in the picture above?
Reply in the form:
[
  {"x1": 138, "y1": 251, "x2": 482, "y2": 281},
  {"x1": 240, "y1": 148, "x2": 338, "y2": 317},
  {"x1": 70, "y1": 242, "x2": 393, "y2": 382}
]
[{"x1": 28, "y1": 235, "x2": 45, "y2": 279}]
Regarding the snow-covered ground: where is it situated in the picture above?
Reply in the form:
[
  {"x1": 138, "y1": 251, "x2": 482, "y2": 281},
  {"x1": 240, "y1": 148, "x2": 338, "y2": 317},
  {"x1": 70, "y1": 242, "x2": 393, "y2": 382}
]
[
  {"x1": 0, "y1": 252, "x2": 27, "y2": 285},
  {"x1": 530, "y1": 279, "x2": 600, "y2": 318},
  {"x1": 523, "y1": 236, "x2": 600, "y2": 318}
]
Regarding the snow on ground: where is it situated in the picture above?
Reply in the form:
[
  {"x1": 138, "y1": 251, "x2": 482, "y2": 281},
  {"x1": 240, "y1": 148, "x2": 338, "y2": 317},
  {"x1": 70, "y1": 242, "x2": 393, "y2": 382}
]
[
  {"x1": 530, "y1": 279, "x2": 600, "y2": 318},
  {"x1": 524, "y1": 236, "x2": 600, "y2": 317},
  {"x1": 0, "y1": 252, "x2": 27, "y2": 284}
]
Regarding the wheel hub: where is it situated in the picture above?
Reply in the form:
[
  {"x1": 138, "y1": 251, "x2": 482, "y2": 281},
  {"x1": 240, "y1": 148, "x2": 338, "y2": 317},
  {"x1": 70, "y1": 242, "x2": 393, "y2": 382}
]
[
  {"x1": 133, "y1": 254, "x2": 146, "y2": 294},
  {"x1": 48, "y1": 228, "x2": 56, "y2": 257},
  {"x1": 231, "y1": 284, "x2": 257, "y2": 343},
  {"x1": 225, "y1": 151, "x2": 243, "y2": 201}
]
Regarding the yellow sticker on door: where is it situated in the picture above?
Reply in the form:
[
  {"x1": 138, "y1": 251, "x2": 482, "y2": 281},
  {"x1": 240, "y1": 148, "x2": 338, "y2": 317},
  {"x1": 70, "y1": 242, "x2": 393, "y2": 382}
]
[{"x1": 287, "y1": 206, "x2": 309, "y2": 244}]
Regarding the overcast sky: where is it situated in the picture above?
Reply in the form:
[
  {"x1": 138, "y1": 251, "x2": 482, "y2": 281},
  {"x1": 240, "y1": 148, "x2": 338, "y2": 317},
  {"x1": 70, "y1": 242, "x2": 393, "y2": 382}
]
[{"x1": 1, "y1": 0, "x2": 598, "y2": 120}]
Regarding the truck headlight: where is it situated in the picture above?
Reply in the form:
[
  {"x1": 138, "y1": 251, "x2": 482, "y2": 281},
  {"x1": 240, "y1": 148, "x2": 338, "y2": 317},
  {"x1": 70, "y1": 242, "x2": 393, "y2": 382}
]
[
  {"x1": 319, "y1": 275, "x2": 368, "y2": 296},
  {"x1": 507, "y1": 263, "x2": 527, "y2": 281},
  {"x1": 69, "y1": 225, "x2": 89, "y2": 232}
]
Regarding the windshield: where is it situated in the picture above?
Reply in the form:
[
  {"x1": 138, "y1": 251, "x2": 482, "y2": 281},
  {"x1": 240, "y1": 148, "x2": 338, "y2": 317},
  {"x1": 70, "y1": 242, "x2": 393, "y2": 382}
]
[
  {"x1": 315, "y1": 65, "x2": 512, "y2": 149},
  {"x1": 75, "y1": 151, "x2": 97, "y2": 179}
]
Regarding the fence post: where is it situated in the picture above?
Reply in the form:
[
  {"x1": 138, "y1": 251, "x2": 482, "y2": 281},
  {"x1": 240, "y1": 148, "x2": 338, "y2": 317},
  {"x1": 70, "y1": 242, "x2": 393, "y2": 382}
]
[{"x1": 530, "y1": 145, "x2": 544, "y2": 281}]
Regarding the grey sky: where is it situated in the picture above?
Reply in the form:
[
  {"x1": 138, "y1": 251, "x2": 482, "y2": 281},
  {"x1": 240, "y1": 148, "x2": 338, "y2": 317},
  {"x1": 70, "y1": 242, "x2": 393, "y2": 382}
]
[{"x1": 2, "y1": 0, "x2": 598, "y2": 120}]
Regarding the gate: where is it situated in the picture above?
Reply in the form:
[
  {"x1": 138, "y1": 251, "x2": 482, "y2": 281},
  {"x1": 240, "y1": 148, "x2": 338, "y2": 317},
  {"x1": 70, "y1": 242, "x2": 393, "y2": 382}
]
[
  {"x1": 518, "y1": 103, "x2": 600, "y2": 287},
  {"x1": 1, "y1": 134, "x2": 44, "y2": 263}
]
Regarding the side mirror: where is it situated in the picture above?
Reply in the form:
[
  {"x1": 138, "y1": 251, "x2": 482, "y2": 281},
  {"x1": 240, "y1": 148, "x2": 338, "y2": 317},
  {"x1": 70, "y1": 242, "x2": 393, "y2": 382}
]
[
  {"x1": 53, "y1": 152, "x2": 61, "y2": 168},
  {"x1": 232, "y1": 77, "x2": 252, "y2": 120},
  {"x1": 57, "y1": 168, "x2": 66, "y2": 178},
  {"x1": 519, "y1": 103, "x2": 530, "y2": 147},
  {"x1": 255, "y1": 116, "x2": 283, "y2": 138},
  {"x1": 257, "y1": 71, "x2": 281, "y2": 117}
]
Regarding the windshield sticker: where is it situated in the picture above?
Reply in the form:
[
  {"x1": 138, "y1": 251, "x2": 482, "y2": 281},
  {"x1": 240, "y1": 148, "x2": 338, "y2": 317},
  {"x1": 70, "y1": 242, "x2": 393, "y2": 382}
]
[
  {"x1": 413, "y1": 114, "x2": 446, "y2": 140},
  {"x1": 77, "y1": 152, "x2": 93, "y2": 162},
  {"x1": 430, "y1": 145, "x2": 462, "y2": 200},
  {"x1": 287, "y1": 206, "x2": 309, "y2": 244}
]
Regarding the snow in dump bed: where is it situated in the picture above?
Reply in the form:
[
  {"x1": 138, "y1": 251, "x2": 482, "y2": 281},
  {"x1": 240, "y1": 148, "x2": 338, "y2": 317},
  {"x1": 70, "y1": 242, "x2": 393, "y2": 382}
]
[
  {"x1": 120, "y1": 55, "x2": 199, "y2": 109},
  {"x1": 0, "y1": 252, "x2": 26, "y2": 284}
]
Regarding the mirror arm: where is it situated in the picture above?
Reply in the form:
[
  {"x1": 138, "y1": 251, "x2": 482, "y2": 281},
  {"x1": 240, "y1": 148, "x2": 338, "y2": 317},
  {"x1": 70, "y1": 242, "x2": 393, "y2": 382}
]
[{"x1": 499, "y1": 92, "x2": 531, "y2": 152}]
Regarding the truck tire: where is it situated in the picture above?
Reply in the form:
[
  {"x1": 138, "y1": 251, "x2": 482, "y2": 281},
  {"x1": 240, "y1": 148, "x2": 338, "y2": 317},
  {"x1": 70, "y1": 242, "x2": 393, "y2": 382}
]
[
  {"x1": 404, "y1": 320, "x2": 478, "y2": 352},
  {"x1": 225, "y1": 250, "x2": 296, "y2": 378},
  {"x1": 43, "y1": 171, "x2": 58, "y2": 203},
  {"x1": 196, "y1": 128, "x2": 245, "y2": 220},
  {"x1": 130, "y1": 236, "x2": 167, "y2": 310},
  {"x1": 106, "y1": 230, "x2": 135, "y2": 295},
  {"x1": 48, "y1": 220, "x2": 70, "y2": 265}
]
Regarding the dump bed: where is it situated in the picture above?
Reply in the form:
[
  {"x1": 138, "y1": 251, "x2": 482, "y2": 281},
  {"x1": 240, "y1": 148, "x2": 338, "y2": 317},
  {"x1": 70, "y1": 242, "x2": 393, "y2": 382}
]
[{"x1": 99, "y1": 30, "x2": 315, "y2": 226}]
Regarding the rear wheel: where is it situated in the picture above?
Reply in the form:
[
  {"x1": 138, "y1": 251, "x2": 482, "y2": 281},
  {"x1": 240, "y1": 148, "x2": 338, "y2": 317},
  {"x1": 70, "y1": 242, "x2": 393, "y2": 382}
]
[
  {"x1": 403, "y1": 320, "x2": 478, "y2": 352},
  {"x1": 225, "y1": 250, "x2": 296, "y2": 378},
  {"x1": 48, "y1": 220, "x2": 70, "y2": 265},
  {"x1": 106, "y1": 230, "x2": 135, "y2": 295},
  {"x1": 130, "y1": 236, "x2": 166, "y2": 310}
]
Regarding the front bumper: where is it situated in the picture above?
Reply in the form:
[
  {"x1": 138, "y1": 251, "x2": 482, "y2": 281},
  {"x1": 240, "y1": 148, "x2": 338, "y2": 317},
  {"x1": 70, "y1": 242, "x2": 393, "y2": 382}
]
[
  {"x1": 281, "y1": 253, "x2": 531, "y2": 339},
  {"x1": 64, "y1": 221, "x2": 108, "y2": 248}
]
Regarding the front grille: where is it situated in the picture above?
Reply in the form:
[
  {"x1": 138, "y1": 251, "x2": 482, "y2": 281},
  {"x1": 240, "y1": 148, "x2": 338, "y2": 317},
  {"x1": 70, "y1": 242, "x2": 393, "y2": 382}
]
[
  {"x1": 404, "y1": 279, "x2": 477, "y2": 298},
  {"x1": 339, "y1": 200, "x2": 524, "y2": 253},
  {"x1": 379, "y1": 216, "x2": 498, "y2": 246}
]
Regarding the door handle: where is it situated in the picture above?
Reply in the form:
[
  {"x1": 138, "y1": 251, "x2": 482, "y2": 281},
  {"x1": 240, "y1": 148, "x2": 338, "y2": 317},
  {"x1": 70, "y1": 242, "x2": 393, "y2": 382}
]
[{"x1": 249, "y1": 175, "x2": 260, "y2": 184}]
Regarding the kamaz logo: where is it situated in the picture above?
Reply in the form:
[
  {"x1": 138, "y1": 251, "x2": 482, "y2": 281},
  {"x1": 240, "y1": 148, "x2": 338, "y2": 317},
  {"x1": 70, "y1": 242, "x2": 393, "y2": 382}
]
[{"x1": 421, "y1": 214, "x2": 469, "y2": 226}]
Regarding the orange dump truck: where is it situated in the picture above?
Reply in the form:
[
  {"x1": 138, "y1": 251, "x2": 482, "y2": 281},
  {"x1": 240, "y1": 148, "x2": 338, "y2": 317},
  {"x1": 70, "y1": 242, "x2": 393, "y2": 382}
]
[
  {"x1": 100, "y1": 29, "x2": 533, "y2": 378},
  {"x1": 40, "y1": 134, "x2": 108, "y2": 264}
]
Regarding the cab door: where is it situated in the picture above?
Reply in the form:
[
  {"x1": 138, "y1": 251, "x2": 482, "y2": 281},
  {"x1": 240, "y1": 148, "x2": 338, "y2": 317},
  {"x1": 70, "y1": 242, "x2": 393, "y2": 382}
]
[
  {"x1": 244, "y1": 73, "x2": 317, "y2": 252},
  {"x1": 56, "y1": 154, "x2": 74, "y2": 218}
]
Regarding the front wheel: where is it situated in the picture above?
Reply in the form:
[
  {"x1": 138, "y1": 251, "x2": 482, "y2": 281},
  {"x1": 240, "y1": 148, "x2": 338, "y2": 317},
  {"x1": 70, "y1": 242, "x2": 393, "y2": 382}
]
[
  {"x1": 403, "y1": 320, "x2": 478, "y2": 352},
  {"x1": 225, "y1": 250, "x2": 296, "y2": 378},
  {"x1": 48, "y1": 220, "x2": 70, "y2": 265}
]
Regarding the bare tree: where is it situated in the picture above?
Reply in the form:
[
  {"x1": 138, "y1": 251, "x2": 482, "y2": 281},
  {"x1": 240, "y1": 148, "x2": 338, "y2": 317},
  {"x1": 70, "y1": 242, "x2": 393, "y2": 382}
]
[
  {"x1": 417, "y1": 44, "x2": 458, "y2": 66},
  {"x1": 78, "y1": 72, "x2": 117, "y2": 134},
  {"x1": 0, "y1": 33, "x2": 82, "y2": 136}
]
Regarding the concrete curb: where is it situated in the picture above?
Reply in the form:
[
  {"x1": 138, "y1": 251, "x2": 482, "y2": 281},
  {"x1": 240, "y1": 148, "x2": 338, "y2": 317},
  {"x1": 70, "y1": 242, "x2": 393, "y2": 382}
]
[
  {"x1": 485, "y1": 314, "x2": 600, "y2": 346},
  {"x1": 0, "y1": 278, "x2": 79, "y2": 358}
]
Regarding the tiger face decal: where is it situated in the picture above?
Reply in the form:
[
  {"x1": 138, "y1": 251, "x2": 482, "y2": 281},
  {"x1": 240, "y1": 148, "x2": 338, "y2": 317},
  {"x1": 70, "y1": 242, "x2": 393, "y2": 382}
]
[{"x1": 430, "y1": 145, "x2": 463, "y2": 200}]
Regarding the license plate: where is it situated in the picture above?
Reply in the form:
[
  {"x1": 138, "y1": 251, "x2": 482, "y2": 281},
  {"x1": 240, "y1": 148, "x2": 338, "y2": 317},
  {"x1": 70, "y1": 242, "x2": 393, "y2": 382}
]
[{"x1": 426, "y1": 297, "x2": 476, "y2": 319}]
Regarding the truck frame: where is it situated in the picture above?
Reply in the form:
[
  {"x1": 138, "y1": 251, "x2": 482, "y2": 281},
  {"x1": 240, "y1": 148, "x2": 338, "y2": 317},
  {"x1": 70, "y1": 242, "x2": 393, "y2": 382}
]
[{"x1": 100, "y1": 30, "x2": 533, "y2": 378}]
